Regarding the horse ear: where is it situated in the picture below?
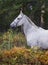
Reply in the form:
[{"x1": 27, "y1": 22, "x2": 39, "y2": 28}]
[
  {"x1": 20, "y1": 10, "x2": 23, "y2": 14},
  {"x1": 20, "y1": 8, "x2": 23, "y2": 15}
]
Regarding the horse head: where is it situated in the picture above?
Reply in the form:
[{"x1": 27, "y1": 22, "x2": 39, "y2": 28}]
[{"x1": 10, "y1": 10, "x2": 24, "y2": 29}]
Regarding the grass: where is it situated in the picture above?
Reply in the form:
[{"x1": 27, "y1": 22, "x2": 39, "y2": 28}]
[
  {"x1": 0, "y1": 29, "x2": 48, "y2": 65},
  {"x1": 0, "y1": 29, "x2": 27, "y2": 50}
]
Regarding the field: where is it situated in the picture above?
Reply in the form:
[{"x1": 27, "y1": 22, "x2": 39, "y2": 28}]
[{"x1": 0, "y1": 29, "x2": 48, "y2": 65}]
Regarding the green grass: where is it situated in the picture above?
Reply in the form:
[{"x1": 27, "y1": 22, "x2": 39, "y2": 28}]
[{"x1": 0, "y1": 29, "x2": 28, "y2": 50}]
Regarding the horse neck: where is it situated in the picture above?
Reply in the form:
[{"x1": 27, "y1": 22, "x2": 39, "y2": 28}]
[{"x1": 23, "y1": 19, "x2": 38, "y2": 37}]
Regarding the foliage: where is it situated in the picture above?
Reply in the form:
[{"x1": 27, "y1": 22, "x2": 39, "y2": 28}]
[
  {"x1": 0, "y1": 29, "x2": 27, "y2": 50},
  {"x1": 0, "y1": 0, "x2": 48, "y2": 31},
  {"x1": 0, "y1": 46, "x2": 48, "y2": 65}
]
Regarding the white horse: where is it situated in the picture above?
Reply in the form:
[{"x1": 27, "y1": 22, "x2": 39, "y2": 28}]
[{"x1": 10, "y1": 11, "x2": 48, "y2": 49}]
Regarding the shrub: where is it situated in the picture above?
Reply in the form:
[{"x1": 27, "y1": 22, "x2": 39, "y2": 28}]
[
  {"x1": 0, "y1": 46, "x2": 48, "y2": 65},
  {"x1": 0, "y1": 29, "x2": 27, "y2": 50}
]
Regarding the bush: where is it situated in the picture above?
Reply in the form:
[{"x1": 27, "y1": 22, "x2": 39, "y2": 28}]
[
  {"x1": 0, "y1": 46, "x2": 48, "y2": 65},
  {"x1": 0, "y1": 29, "x2": 27, "y2": 50}
]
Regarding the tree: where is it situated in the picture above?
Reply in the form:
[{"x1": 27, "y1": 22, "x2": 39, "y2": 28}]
[{"x1": 0, "y1": 0, "x2": 48, "y2": 32}]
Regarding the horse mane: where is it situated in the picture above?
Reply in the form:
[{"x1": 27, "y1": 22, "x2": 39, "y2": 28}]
[
  {"x1": 19, "y1": 11, "x2": 39, "y2": 29},
  {"x1": 24, "y1": 15, "x2": 39, "y2": 29}
]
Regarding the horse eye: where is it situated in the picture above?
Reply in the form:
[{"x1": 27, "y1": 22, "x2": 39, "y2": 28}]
[
  {"x1": 17, "y1": 17, "x2": 22, "y2": 20},
  {"x1": 17, "y1": 18, "x2": 20, "y2": 20}
]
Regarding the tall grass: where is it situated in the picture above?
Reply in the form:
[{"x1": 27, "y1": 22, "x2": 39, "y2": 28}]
[{"x1": 0, "y1": 29, "x2": 27, "y2": 50}]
